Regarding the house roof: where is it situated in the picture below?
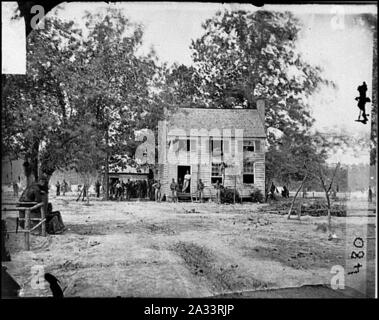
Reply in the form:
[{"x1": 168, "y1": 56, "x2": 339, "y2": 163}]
[{"x1": 166, "y1": 107, "x2": 266, "y2": 138}]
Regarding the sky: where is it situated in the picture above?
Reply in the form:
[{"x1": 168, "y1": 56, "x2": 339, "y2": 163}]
[{"x1": 2, "y1": 2, "x2": 377, "y2": 165}]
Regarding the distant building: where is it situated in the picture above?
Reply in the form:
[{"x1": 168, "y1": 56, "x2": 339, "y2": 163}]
[
  {"x1": 157, "y1": 101, "x2": 266, "y2": 199},
  {"x1": 1, "y1": 157, "x2": 24, "y2": 185}
]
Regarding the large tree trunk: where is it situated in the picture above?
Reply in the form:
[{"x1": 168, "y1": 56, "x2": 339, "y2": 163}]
[
  {"x1": 287, "y1": 174, "x2": 307, "y2": 220},
  {"x1": 23, "y1": 140, "x2": 40, "y2": 187},
  {"x1": 23, "y1": 159, "x2": 37, "y2": 187}
]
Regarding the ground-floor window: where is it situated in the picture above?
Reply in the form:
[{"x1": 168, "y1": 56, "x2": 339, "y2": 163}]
[
  {"x1": 211, "y1": 163, "x2": 223, "y2": 184},
  {"x1": 243, "y1": 161, "x2": 255, "y2": 184}
]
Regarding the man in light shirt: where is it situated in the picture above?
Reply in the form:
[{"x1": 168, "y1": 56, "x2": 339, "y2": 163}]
[{"x1": 182, "y1": 171, "x2": 191, "y2": 193}]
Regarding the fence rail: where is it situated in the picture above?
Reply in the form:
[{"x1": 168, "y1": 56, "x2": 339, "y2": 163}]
[{"x1": 1, "y1": 201, "x2": 46, "y2": 250}]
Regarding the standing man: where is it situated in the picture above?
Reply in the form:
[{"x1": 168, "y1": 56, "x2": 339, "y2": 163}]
[
  {"x1": 282, "y1": 185, "x2": 289, "y2": 198},
  {"x1": 368, "y1": 186, "x2": 373, "y2": 203},
  {"x1": 95, "y1": 180, "x2": 101, "y2": 198},
  {"x1": 115, "y1": 180, "x2": 122, "y2": 201},
  {"x1": 125, "y1": 179, "x2": 131, "y2": 200},
  {"x1": 170, "y1": 178, "x2": 178, "y2": 203},
  {"x1": 56, "y1": 181, "x2": 60, "y2": 197},
  {"x1": 355, "y1": 81, "x2": 370, "y2": 123},
  {"x1": 62, "y1": 179, "x2": 67, "y2": 196},
  {"x1": 153, "y1": 180, "x2": 161, "y2": 202},
  {"x1": 214, "y1": 180, "x2": 221, "y2": 204},
  {"x1": 270, "y1": 182, "x2": 278, "y2": 200},
  {"x1": 136, "y1": 180, "x2": 142, "y2": 200},
  {"x1": 81, "y1": 184, "x2": 88, "y2": 201},
  {"x1": 178, "y1": 178, "x2": 183, "y2": 193},
  {"x1": 182, "y1": 170, "x2": 191, "y2": 193},
  {"x1": 197, "y1": 179, "x2": 205, "y2": 203}
]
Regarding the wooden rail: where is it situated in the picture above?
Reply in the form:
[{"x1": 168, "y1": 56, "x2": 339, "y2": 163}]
[{"x1": 1, "y1": 201, "x2": 46, "y2": 251}]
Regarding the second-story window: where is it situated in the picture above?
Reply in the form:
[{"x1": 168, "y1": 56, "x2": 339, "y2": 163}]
[
  {"x1": 243, "y1": 139, "x2": 255, "y2": 152},
  {"x1": 178, "y1": 138, "x2": 190, "y2": 152},
  {"x1": 243, "y1": 139, "x2": 262, "y2": 153},
  {"x1": 210, "y1": 138, "x2": 223, "y2": 156}
]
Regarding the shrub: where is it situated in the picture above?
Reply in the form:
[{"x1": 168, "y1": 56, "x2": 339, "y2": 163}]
[
  {"x1": 221, "y1": 188, "x2": 240, "y2": 204},
  {"x1": 251, "y1": 189, "x2": 264, "y2": 203}
]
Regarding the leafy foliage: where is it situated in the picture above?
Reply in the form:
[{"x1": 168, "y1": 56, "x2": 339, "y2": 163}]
[
  {"x1": 250, "y1": 188, "x2": 264, "y2": 203},
  {"x1": 2, "y1": 8, "x2": 166, "y2": 186},
  {"x1": 2, "y1": 18, "x2": 86, "y2": 179},
  {"x1": 221, "y1": 187, "x2": 240, "y2": 203},
  {"x1": 184, "y1": 10, "x2": 338, "y2": 188}
]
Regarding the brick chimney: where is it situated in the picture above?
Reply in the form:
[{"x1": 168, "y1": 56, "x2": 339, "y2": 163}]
[{"x1": 256, "y1": 99, "x2": 265, "y2": 122}]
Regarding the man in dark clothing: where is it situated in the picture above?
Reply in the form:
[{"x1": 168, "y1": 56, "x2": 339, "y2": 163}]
[
  {"x1": 355, "y1": 81, "x2": 370, "y2": 123},
  {"x1": 18, "y1": 175, "x2": 48, "y2": 232},
  {"x1": 368, "y1": 186, "x2": 373, "y2": 203},
  {"x1": 125, "y1": 179, "x2": 131, "y2": 200},
  {"x1": 56, "y1": 181, "x2": 60, "y2": 196},
  {"x1": 95, "y1": 180, "x2": 101, "y2": 198},
  {"x1": 282, "y1": 185, "x2": 289, "y2": 198},
  {"x1": 45, "y1": 203, "x2": 66, "y2": 234},
  {"x1": 197, "y1": 179, "x2": 205, "y2": 202},
  {"x1": 142, "y1": 179, "x2": 147, "y2": 199},
  {"x1": 269, "y1": 182, "x2": 278, "y2": 200},
  {"x1": 178, "y1": 178, "x2": 183, "y2": 193}
]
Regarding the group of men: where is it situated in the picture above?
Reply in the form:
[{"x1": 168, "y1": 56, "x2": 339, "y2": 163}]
[
  {"x1": 55, "y1": 180, "x2": 68, "y2": 196},
  {"x1": 110, "y1": 179, "x2": 155, "y2": 201},
  {"x1": 169, "y1": 178, "x2": 199, "y2": 202},
  {"x1": 268, "y1": 182, "x2": 289, "y2": 200}
]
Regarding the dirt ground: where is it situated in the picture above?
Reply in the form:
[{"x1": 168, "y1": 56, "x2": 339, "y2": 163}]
[{"x1": 2, "y1": 195, "x2": 376, "y2": 298}]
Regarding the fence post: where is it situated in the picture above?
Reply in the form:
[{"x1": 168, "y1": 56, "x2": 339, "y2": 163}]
[
  {"x1": 41, "y1": 204, "x2": 46, "y2": 237},
  {"x1": 24, "y1": 209, "x2": 30, "y2": 250}
]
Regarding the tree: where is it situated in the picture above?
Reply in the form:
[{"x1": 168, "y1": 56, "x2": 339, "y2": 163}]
[
  {"x1": 162, "y1": 63, "x2": 202, "y2": 108},
  {"x1": 309, "y1": 162, "x2": 341, "y2": 238},
  {"x1": 2, "y1": 17, "x2": 86, "y2": 185},
  {"x1": 2, "y1": 8, "x2": 166, "y2": 199},
  {"x1": 187, "y1": 10, "x2": 336, "y2": 193},
  {"x1": 67, "y1": 8, "x2": 166, "y2": 198},
  {"x1": 283, "y1": 135, "x2": 328, "y2": 220}
]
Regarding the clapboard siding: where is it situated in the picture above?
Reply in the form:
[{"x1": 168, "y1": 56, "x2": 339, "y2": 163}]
[{"x1": 158, "y1": 108, "x2": 266, "y2": 198}]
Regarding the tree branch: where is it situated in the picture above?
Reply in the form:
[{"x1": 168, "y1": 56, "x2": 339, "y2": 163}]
[{"x1": 327, "y1": 162, "x2": 340, "y2": 193}]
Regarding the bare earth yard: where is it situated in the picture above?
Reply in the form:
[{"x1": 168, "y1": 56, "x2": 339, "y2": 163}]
[{"x1": 2, "y1": 195, "x2": 376, "y2": 298}]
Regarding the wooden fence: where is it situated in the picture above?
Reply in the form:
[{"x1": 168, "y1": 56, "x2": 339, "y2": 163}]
[{"x1": 1, "y1": 201, "x2": 46, "y2": 250}]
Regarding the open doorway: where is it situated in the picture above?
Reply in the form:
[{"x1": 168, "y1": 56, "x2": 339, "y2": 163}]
[{"x1": 177, "y1": 165, "x2": 191, "y2": 193}]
